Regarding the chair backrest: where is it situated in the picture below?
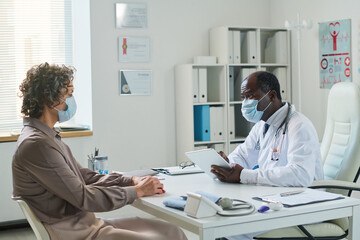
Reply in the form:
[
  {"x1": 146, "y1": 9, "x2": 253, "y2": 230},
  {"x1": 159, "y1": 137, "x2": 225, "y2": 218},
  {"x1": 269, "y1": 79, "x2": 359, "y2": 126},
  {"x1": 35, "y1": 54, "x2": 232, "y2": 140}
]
[
  {"x1": 321, "y1": 82, "x2": 360, "y2": 188},
  {"x1": 13, "y1": 198, "x2": 50, "y2": 240}
]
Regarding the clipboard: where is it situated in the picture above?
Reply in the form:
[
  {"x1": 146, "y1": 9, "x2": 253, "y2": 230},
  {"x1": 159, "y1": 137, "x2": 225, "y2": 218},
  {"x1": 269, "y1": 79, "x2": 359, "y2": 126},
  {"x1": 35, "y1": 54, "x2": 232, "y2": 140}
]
[
  {"x1": 253, "y1": 188, "x2": 345, "y2": 207},
  {"x1": 152, "y1": 165, "x2": 204, "y2": 175}
]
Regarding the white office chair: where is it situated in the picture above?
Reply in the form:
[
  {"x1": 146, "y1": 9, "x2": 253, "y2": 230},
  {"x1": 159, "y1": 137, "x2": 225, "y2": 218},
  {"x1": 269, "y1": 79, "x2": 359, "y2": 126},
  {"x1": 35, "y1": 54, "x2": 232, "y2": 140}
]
[
  {"x1": 12, "y1": 197, "x2": 51, "y2": 240},
  {"x1": 254, "y1": 82, "x2": 360, "y2": 239}
]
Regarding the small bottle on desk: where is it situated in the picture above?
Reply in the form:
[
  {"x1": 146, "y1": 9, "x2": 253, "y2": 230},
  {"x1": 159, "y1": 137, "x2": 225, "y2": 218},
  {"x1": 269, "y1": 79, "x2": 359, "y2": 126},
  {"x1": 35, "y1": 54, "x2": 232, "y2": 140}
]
[{"x1": 94, "y1": 156, "x2": 109, "y2": 174}]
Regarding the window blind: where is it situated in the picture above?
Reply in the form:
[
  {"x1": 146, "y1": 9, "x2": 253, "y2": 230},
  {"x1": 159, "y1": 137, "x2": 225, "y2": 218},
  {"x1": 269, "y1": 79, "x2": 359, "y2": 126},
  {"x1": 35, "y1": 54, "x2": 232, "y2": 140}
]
[{"x1": 0, "y1": 0, "x2": 73, "y2": 132}]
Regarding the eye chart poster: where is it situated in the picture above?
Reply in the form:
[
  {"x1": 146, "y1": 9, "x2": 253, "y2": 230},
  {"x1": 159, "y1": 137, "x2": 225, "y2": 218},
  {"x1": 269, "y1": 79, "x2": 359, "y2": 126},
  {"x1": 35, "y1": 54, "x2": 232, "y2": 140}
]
[{"x1": 319, "y1": 19, "x2": 351, "y2": 89}]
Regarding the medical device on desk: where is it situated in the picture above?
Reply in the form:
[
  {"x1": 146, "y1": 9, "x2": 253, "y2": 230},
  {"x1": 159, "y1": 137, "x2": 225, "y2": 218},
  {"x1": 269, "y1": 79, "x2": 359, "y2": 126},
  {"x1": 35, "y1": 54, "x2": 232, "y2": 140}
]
[{"x1": 184, "y1": 192, "x2": 255, "y2": 218}]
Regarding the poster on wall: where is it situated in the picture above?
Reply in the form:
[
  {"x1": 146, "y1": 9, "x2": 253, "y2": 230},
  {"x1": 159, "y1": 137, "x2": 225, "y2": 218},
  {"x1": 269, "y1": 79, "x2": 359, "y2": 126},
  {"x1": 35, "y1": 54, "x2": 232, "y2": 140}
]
[
  {"x1": 118, "y1": 37, "x2": 150, "y2": 62},
  {"x1": 115, "y1": 3, "x2": 147, "y2": 28},
  {"x1": 119, "y1": 70, "x2": 152, "y2": 96},
  {"x1": 319, "y1": 19, "x2": 351, "y2": 89}
]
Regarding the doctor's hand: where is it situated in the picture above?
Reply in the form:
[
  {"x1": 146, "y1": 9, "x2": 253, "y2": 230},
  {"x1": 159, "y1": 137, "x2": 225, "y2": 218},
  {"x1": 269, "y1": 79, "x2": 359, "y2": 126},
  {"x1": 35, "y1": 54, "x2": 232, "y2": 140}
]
[
  {"x1": 218, "y1": 151, "x2": 229, "y2": 163},
  {"x1": 134, "y1": 176, "x2": 165, "y2": 198},
  {"x1": 210, "y1": 164, "x2": 243, "y2": 183}
]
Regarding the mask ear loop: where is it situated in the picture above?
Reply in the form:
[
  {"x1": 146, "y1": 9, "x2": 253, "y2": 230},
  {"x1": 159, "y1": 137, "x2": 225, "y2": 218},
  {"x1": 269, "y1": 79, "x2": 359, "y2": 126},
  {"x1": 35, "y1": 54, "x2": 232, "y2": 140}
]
[
  {"x1": 52, "y1": 98, "x2": 67, "y2": 112},
  {"x1": 257, "y1": 90, "x2": 272, "y2": 112}
]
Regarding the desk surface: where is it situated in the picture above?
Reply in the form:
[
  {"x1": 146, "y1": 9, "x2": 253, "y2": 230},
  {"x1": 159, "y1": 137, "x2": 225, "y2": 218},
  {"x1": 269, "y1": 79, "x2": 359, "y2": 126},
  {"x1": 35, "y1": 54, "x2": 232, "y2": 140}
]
[{"x1": 132, "y1": 172, "x2": 360, "y2": 239}]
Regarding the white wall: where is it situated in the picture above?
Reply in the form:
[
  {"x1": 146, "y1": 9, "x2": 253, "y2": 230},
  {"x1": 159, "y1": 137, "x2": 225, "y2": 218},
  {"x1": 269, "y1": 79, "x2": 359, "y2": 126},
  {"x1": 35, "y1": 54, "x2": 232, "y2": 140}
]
[
  {"x1": 89, "y1": 0, "x2": 272, "y2": 173},
  {"x1": 270, "y1": 0, "x2": 360, "y2": 139}
]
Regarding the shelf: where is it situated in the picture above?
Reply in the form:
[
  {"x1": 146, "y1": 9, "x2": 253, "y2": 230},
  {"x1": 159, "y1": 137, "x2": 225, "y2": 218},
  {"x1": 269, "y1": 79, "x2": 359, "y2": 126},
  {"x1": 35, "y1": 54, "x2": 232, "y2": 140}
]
[
  {"x1": 229, "y1": 101, "x2": 243, "y2": 105},
  {"x1": 260, "y1": 63, "x2": 289, "y2": 67},
  {"x1": 193, "y1": 102, "x2": 226, "y2": 106},
  {"x1": 194, "y1": 140, "x2": 226, "y2": 145},
  {"x1": 230, "y1": 137, "x2": 246, "y2": 143},
  {"x1": 228, "y1": 63, "x2": 258, "y2": 67}
]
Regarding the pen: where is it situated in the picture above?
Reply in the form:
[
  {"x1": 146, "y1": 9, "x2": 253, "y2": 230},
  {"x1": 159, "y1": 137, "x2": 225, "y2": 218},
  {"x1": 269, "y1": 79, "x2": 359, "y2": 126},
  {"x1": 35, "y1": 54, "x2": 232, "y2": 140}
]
[{"x1": 280, "y1": 190, "x2": 304, "y2": 197}]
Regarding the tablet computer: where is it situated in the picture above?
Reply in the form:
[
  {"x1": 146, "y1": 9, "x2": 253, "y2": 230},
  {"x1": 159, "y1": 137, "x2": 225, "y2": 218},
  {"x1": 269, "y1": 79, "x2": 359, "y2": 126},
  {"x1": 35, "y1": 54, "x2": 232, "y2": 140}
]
[{"x1": 185, "y1": 148, "x2": 231, "y2": 178}]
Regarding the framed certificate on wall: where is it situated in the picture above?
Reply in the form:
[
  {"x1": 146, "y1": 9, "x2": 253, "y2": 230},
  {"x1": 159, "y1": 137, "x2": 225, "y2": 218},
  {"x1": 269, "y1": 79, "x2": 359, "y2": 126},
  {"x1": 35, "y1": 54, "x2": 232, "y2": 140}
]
[
  {"x1": 119, "y1": 70, "x2": 152, "y2": 96},
  {"x1": 119, "y1": 37, "x2": 150, "y2": 62},
  {"x1": 115, "y1": 3, "x2": 147, "y2": 29}
]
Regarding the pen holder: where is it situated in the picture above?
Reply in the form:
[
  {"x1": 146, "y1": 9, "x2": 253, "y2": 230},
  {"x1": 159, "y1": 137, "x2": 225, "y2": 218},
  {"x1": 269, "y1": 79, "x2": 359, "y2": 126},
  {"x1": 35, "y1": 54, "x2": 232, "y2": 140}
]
[{"x1": 88, "y1": 157, "x2": 94, "y2": 171}]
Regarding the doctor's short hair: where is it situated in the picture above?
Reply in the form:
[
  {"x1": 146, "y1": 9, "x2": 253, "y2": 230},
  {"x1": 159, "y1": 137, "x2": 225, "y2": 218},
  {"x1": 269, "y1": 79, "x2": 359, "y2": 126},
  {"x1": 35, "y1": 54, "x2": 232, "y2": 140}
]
[
  {"x1": 255, "y1": 71, "x2": 282, "y2": 101},
  {"x1": 19, "y1": 62, "x2": 76, "y2": 118}
]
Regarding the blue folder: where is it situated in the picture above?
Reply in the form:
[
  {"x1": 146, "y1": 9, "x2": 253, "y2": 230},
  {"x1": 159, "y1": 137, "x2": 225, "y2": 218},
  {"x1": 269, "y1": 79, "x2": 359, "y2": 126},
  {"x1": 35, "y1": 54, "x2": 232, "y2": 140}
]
[{"x1": 194, "y1": 105, "x2": 210, "y2": 141}]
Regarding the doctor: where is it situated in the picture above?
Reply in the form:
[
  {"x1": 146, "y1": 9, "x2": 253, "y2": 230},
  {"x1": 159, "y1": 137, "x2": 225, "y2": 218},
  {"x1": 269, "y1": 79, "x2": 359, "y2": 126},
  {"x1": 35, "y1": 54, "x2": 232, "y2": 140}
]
[{"x1": 211, "y1": 71, "x2": 324, "y2": 187}]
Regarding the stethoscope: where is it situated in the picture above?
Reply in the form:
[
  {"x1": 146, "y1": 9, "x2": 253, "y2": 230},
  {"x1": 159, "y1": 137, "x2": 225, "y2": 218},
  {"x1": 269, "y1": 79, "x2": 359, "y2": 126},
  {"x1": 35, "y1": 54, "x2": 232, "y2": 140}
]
[{"x1": 255, "y1": 102, "x2": 292, "y2": 161}]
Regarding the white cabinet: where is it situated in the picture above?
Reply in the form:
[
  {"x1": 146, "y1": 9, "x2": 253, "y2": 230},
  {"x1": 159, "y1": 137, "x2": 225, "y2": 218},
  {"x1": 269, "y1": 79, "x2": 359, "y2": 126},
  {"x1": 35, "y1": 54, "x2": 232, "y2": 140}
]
[
  {"x1": 175, "y1": 26, "x2": 291, "y2": 163},
  {"x1": 175, "y1": 64, "x2": 227, "y2": 163},
  {"x1": 210, "y1": 26, "x2": 292, "y2": 154}
]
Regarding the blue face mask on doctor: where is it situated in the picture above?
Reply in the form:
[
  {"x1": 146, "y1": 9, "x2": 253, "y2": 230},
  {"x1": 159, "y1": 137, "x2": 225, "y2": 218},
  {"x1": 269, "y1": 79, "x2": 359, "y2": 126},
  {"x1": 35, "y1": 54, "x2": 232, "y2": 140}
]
[
  {"x1": 241, "y1": 91, "x2": 271, "y2": 123},
  {"x1": 53, "y1": 96, "x2": 77, "y2": 123}
]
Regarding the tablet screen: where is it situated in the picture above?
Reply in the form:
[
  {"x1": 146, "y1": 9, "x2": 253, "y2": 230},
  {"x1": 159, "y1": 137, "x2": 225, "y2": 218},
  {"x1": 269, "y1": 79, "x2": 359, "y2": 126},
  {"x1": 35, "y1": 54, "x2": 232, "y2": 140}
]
[{"x1": 185, "y1": 148, "x2": 231, "y2": 178}]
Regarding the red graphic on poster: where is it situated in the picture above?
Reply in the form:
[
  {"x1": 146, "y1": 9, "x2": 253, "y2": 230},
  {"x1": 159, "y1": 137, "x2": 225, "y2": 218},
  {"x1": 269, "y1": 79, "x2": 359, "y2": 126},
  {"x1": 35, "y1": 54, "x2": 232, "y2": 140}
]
[
  {"x1": 122, "y1": 38, "x2": 127, "y2": 55},
  {"x1": 329, "y1": 22, "x2": 340, "y2": 51},
  {"x1": 344, "y1": 57, "x2": 350, "y2": 66},
  {"x1": 345, "y1": 68, "x2": 351, "y2": 77}
]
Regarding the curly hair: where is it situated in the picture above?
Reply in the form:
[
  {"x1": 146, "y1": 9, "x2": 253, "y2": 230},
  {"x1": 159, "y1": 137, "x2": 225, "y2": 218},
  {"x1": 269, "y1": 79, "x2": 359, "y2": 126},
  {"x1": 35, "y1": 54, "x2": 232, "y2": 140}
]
[{"x1": 19, "y1": 62, "x2": 75, "y2": 118}]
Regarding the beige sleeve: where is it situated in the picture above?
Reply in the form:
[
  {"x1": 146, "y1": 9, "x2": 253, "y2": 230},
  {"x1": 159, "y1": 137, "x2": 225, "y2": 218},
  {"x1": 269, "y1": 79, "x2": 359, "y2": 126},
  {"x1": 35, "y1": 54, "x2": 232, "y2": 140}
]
[{"x1": 16, "y1": 139, "x2": 137, "y2": 212}]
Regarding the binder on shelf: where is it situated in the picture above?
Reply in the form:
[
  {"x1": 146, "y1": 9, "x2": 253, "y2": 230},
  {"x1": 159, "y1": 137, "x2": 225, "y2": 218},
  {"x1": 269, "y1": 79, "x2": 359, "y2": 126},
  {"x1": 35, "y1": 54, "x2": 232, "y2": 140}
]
[
  {"x1": 229, "y1": 67, "x2": 234, "y2": 101},
  {"x1": 194, "y1": 145, "x2": 208, "y2": 151},
  {"x1": 228, "y1": 30, "x2": 234, "y2": 63},
  {"x1": 234, "y1": 68, "x2": 248, "y2": 101},
  {"x1": 229, "y1": 105, "x2": 235, "y2": 139},
  {"x1": 211, "y1": 143, "x2": 224, "y2": 152},
  {"x1": 248, "y1": 68, "x2": 257, "y2": 75},
  {"x1": 273, "y1": 68, "x2": 287, "y2": 100},
  {"x1": 192, "y1": 68, "x2": 199, "y2": 103},
  {"x1": 198, "y1": 68, "x2": 207, "y2": 103},
  {"x1": 209, "y1": 106, "x2": 224, "y2": 141},
  {"x1": 242, "y1": 31, "x2": 257, "y2": 63},
  {"x1": 274, "y1": 31, "x2": 288, "y2": 64},
  {"x1": 216, "y1": 106, "x2": 224, "y2": 141},
  {"x1": 210, "y1": 106, "x2": 218, "y2": 141},
  {"x1": 264, "y1": 31, "x2": 287, "y2": 64},
  {"x1": 194, "y1": 105, "x2": 210, "y2": 141},
  {"x1": 233, "y1": 30, "x2": 241, "y2": 64}
]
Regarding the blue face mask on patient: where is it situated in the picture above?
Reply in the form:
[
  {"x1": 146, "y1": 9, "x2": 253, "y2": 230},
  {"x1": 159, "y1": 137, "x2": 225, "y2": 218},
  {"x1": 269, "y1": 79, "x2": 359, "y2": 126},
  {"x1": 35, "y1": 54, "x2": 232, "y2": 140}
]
[
  {"x1": 54, "y1": 96, "x2": 77, "y2": 123},
  {"x1": 241, "y1": 92, "x2": 271, "y2": 123}
]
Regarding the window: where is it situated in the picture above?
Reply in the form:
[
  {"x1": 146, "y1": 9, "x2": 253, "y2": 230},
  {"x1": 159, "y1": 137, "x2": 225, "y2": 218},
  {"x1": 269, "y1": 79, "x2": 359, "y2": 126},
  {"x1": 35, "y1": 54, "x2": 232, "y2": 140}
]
[{"x1": 0, "y1": 0, "x2": 73, "y2": 132}]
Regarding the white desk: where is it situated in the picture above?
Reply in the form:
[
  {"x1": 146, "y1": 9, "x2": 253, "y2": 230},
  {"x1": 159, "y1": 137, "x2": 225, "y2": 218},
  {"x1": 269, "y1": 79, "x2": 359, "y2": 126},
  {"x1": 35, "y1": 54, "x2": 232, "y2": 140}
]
[{"x1": 132, "y1": 173, "x2": 360, "y2": 240}]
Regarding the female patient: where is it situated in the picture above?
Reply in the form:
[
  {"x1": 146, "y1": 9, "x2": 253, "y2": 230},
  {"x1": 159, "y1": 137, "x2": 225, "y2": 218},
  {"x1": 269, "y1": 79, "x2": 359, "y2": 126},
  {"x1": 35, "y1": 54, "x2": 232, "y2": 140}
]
[{"x1": 12, "y1": 62, "x2": 187, "y2": 240}]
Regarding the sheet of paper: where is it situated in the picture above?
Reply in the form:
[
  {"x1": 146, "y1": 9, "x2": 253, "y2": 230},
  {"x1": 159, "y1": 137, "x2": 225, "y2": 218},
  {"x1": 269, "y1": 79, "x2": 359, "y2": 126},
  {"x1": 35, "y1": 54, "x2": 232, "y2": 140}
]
[{"x1": 257, "y1": 188, "x2": 344, "y2": 207}]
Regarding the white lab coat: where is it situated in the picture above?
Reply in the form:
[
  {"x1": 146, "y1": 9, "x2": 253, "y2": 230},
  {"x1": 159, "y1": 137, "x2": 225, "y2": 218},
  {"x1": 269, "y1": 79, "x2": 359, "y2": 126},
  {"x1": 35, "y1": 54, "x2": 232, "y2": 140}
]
[{"x1": 228, "y1": 103, "x2": 324, "y2": 187}]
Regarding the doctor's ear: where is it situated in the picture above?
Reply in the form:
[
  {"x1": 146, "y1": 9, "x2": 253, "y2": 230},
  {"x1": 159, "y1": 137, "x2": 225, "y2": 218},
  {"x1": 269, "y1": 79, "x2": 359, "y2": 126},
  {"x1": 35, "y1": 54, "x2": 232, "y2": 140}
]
[{"x1": 268, "y1": 90, "x2": 277, "y2": 101}]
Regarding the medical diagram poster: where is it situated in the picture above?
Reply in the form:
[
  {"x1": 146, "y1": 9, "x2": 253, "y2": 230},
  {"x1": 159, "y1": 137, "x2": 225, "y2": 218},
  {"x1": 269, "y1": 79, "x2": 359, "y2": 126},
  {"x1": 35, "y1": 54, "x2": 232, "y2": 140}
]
[
  {"x1": 319, "y1": 19, "x2": 351, "y2": 89},
  {"x1": 119, "y1": 70, "x2": 152, "y2": 96}
]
